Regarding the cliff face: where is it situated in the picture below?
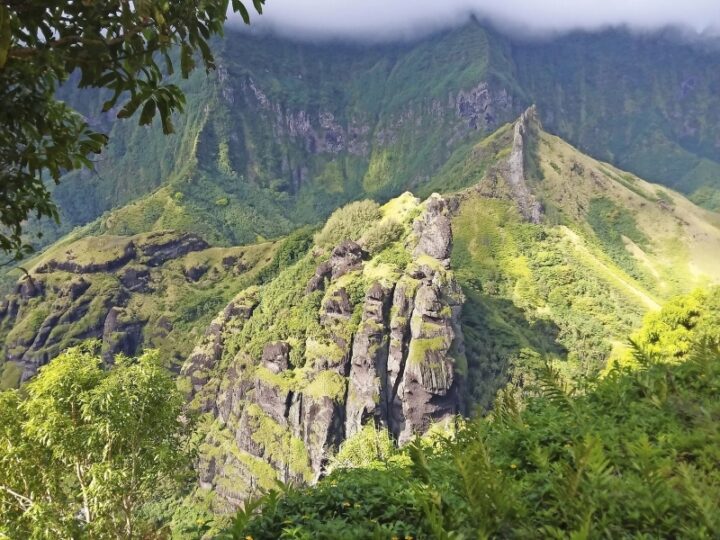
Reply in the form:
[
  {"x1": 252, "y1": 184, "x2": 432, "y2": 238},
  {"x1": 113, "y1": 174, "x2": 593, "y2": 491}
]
[
  {"x1": 0, "y1": 232, "x2": 277, "y2": 387},
  {"x1": 182, "y1": 193, "x2": 466, "y2": 508}
]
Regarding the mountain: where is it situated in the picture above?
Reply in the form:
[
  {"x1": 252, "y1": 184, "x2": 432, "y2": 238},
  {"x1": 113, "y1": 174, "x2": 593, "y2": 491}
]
[
  {"x1": 0, "y1": 231, "x2": 280, "y2": 389},
  {"x1": 3, "y1": 19, "x2": 720, "y2": 521},
  {"x1": 171, "y1": 111, "x2": 720, "y2": 512},
  {"x1": 18, "y1": 21, "x2": 720, "y2": 259}
]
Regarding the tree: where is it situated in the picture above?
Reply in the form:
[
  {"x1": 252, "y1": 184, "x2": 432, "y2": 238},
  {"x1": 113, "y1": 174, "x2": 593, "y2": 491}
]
[
  {"x1": 624, "y1": 286, "x2": 720, "y2": 364},
  {"x1": 0, "y1": 0, "x2": 264, "y2": 259},
  {"x1": 0, "y1": 344, "x2": 189, "y2": 538}
]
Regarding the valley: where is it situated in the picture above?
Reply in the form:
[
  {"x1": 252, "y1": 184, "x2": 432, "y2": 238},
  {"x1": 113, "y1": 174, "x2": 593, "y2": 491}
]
[{"x1": 1, "y1": 12, "x2": 719, "y2": 538}]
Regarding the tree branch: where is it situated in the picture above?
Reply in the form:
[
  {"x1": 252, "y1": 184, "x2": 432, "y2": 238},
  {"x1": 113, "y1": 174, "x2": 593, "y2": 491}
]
[
  {"x1": 0, "y1": 484, "x2": 34, "y2": 512},
  {"x1": 8, "y1": 22, "x2": 156, "y2": 60}
]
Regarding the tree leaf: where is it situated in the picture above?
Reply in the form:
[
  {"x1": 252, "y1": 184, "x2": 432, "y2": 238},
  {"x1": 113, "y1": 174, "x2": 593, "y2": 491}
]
[
  {"x1": 117, "y1": 96, "x2": 143, "y2": 119},
  {"x1": 180, "y1": 43, "x2": 195, "y2": 78},
  {"x1": 139, "y1": 99, "x2": 156, "y2": 126},
  {"x1": 233, "y1": 1, "x2": 251, "y2": 24}
]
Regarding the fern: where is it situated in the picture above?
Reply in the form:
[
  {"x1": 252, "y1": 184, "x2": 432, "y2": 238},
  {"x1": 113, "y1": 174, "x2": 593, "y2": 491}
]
[
  {"x1": 491, "y1": 386, "x2": 524, "y2": 429},
  {"x1": 627, "y1": 337, "x2": 658, "y2": 367},
  {"x1": 536, "y1": 362, "x2": 575, "y2": 412},
  {"x1": 407, "y1": 437, "x2": 431, "y2": 484}
]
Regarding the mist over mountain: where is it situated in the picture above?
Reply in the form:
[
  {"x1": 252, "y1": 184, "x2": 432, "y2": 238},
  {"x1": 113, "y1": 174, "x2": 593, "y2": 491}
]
[{"x1": 234, "y1": 0, "x2": 720, "y2": 41}]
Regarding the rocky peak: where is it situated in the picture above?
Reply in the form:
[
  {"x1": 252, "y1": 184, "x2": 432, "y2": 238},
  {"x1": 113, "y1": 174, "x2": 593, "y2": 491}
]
[
  {"x1": 183, "y1": 193, "x2": 467, "y2": 508},
  {"x1": 412, "y1": 193, "x2": 453, "y2": 261},
  {"x1": 505, "y1": 106, "x2": 543, "y2": 223}
]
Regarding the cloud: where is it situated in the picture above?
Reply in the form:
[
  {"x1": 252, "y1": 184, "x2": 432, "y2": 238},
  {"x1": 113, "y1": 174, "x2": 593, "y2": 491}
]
[{"x1": 232, "y1": 0, "x2": 720, "y2": 41}]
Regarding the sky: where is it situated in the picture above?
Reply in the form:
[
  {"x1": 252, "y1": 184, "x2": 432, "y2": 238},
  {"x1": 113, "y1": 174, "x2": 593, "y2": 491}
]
[{"x1": 232, "y1": 0, "x2": 720, "y2": 41}]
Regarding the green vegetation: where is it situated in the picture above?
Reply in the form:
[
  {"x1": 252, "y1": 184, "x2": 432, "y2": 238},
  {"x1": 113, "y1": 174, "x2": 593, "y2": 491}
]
[
  {"x1": 514, "y1": 28, "x2": 720, "y2": 210},
  {"x1": 587, "y1": 197, "x2": 650, "y2": 280},
  {"x1": 451, "y1": 197, "x2": 649, "y2": 405},
  {"x1": 315, "y1": 200, "x2": 381, "y2": 249},
  {"x1": 618, "y1": 287, "x2": 720, "y2": 366},
  {"x1": 2, "y1": 13, "x2": 720, "y2": 539},
  {"x1": 328, "y1": 424, "x2": 404, "y2": 472},
  {"x1": 228, "y1": 289, "x2": 720, "y2": 538},
  {"x1": 9, "y1": 18, "x2": 718, "y2": 273},
  {"x1": 256, "y1": 226, "x2": 315, "y2": 284},
  {"x1": 359, "y1": 219, "x2": 405, "y2": 255},
  {"x1": 0, "y1": 344, "x2": 189, "y2": 538},
  {"x1": 0, "y1": 234, "x2": 279, "y2": 378},
  {"x1": 0, "y1": 0, "x2": 264, "y2": 258}
]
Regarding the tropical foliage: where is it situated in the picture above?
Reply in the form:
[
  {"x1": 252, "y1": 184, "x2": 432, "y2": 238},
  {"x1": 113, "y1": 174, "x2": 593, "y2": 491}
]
[
  {"x1": 0, "y1": 0, "x2": 264, "y2": 258},
  {"x1": 0, "y1": 344, "x2": 189, "y2": 538}
]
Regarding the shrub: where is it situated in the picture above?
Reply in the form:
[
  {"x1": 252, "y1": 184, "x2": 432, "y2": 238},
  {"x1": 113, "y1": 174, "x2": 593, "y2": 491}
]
[
  {"x1": 359, "y1": 219, "x2": 405, "y2": 255},
  {"x1": 314, "y1": 200, "x2": 381, "y2": 249},
  {"x1": 328, "y1": 424, "x2": 401, "y2": 472},
  {"x1": 227, "y1": 336, "x2": 720, "y2": 539}
]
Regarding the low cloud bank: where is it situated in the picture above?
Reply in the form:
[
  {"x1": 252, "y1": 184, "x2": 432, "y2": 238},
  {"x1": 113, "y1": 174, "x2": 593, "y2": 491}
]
[{"x1": 230, "y1": 0, "x2": 720, "y2": 42}]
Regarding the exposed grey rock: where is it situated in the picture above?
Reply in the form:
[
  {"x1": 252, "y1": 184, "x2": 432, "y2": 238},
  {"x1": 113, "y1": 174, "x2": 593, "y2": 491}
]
[
  {"x1": 300, "y1": 395, "x2": 344, "y2": 480},
  {"x1": 307, "y1": 241, "x2": 365, "y2": 292},
  {"x1": 456, "y1": 81, "x2": 512, "y2": 131},
  {"x1": 262, "y1": 341, "x2": 290, "y2": 373},
  {"x1": 345, "y1": 281, "x2": 393, "y2": 438},
  {"x1": 181, "y1": 289, "x2": 259, "y2": 401},
  {"x1": 189, "y1": 193, "x2": 467, "y2": 509},
  {"x1": 185, "y1": 263, "x2": 209, "y2": 282},
  {"x1": 413, "y1": 194, "x2": 453, "y2": 261},
  {"x1": 504, "y1": 106, "x2": 543, "y2": 224},
  {"x1": 119, "y1": 266, "x2": 151, "y2": 292},
  {"x1": 64, "y1": 278, "x2": 91, "y2": 300},
  {"x1": 328, "y1": 241, "x2": 365, "y2": 279},
  {"x1": 320, "y1": 287, "x2": 353, "y2": 323},
  {"x1": 138, "y1": 231, "x2": 209, "y2": 266},
  {"x1": 397, "y1": 276, "x2": 465, "y2": 443},
  {"x1": 102, "y1": 307, "x2": 144, "y2": 363},
  {"x1": 16, "y1": 278, "x2": 44, "y2": 299}
]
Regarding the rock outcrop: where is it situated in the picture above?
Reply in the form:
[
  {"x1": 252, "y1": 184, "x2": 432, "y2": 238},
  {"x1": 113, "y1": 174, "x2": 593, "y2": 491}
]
[
  {"x1": 503, "y1": 106, "x2": 544, "y2": 223},
  {"x1": 467, "y1": 106, "x2": 544, "y2": 223},
  {"x1": 184, "y1": 193, "x2": 466, "y2": 509},
  {"x1": 0, "y1": 232, "x2": 275, "y2": 384}
]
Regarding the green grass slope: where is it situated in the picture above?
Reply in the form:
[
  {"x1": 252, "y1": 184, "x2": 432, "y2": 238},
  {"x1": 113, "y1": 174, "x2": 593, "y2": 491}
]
[{"x1": 441, "y1": 113, "x2": 720, "y2": 406}]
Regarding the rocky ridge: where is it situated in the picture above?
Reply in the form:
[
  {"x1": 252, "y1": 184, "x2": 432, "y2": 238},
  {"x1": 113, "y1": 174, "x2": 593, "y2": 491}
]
[
  {"x1": 182, "y1": 193, "x2": 467, "y2": 509},
  {"x1": 0, "y1": 232, "x2": 276, "y2": 386}
]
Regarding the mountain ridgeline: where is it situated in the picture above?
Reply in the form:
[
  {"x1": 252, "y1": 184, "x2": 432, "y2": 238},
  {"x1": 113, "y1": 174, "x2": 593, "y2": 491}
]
[{"x1": 26, "y1": 21, "x2": 720, "y2": 256}]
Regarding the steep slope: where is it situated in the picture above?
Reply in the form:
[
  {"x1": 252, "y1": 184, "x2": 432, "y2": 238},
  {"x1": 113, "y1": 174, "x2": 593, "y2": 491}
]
[
  {"x1": 27, "y1": 22, "x2": 518, "y2": 254},
  {"x1": 28, "y1": 21, "x2": 720, "y2": 260},
  {"x1": 35, "y1": 21, "x2": 720, "y2": 253},
  {"x1": 0, "y1": 231, "x2": 280, "y2": 389},
  {"x1": 514, "y1": 29, "x2": 720, "y2": 209},
  {"x1": 182, "y1": 194, "x2": 467, "y2": 509},
  {"x1": 445, "y1": 108, "x2": 720, "y2": 404},
  {"x1": 176, "y1": 113, "x2": 720, "y2": 511}
]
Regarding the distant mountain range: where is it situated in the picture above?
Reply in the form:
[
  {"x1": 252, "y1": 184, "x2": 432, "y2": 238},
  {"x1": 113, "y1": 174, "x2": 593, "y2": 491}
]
[{"x1": 23, "y1": 20, "x2": 719, "y2": 256}]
